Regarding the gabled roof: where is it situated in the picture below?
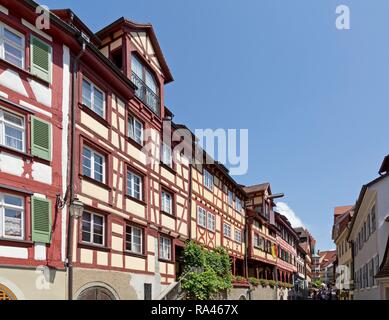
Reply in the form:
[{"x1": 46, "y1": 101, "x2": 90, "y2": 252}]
[
  {"x1": 348, "y1": 172, "x2": 389, "y2": 241},
  {"x1": 243, "y1": 183, "x2": 270, "y2": 194},
  {"x1": 334, "y1": 205, "x2": 353, "y2": 218},
  {"x1": 96, "y1": 17, "x2": 174, "y2": 84}
]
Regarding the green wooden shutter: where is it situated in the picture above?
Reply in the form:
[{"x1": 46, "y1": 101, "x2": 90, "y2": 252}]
[
  {"x1": 30, "y1": 35, "x2": 52, "y2": 83},
  {"x1": 31, "y1": 116, "x2": 51, "y2": 161},
  {"x1": 32, "y1": 196, "x2": 52, "y2": 244}
]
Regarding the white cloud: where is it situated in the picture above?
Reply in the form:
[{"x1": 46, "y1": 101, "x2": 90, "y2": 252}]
[{"x1": 275, "y1": 202, "x2": 305, "y2": 228}]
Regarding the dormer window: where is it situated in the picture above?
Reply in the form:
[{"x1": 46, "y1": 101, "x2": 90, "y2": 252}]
[{"x1": 131, "y1": 55, "x2": 160, "y2": 115}]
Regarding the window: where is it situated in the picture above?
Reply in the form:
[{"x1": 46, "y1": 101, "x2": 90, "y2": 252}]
[
  {"x1": 82, "y1": 146, "x2": 105, "y2": 183},
  {"x1": 253, "y1": 220, "x2": 262, "y2": 230},
  {"x1": 81, "y1": 212, "x2": 105, "y2": 245},
  {"x1": 223, "y1": 223, "x2": 231, "y2": 238},
  {"x1": 374, "y1": 255, "x2": 380, "y2": 286},
  {"x1": 0, "y1": 193, "x2": 24, "y2": 240},
  {"x1": 0, "y1": 24, "x2": 24, "y2": 68},
  {"x1": 161, "y1": 190, "x2": 173, "y2": 215},
  {"x1": 367, "y1": 214, "x2": 371, "y2": 239},
  {"x1": 128, "y1": 115, "x2": 143, "y2": 145},
  {"x1": 131, "y1": 55, "x2": 160, "y2": 114},
  {"x1": 197, "y1": 206, "x2": 206, "y2": 228},
  {"x1": 371, "y1": 205, "x2": 376, "y2": 233},
  {"x1": 204, "y1": 169, "x2": 214, "y2": 191},
  {"x1": 126, "y1": 225, "x2": 143, "y2": 254},
  {"x1": 82, "y1": 78, "x2": 105, "y2": 118},
  {"x1": 162, "y1": 143, "x2": 173, "y2": 167},
  {"x1": 368, "y1": 259, "x2": 374, "y2": 288},
  {"x1": 207, "y1": 212, "x2": 215, "y2": 231},
  {"x1": 254, "y1": 234, "x2": 263, "y2": 249},
  {"x1": 235, "y1": 229, "x2": 242, "y2": 243},
  {"x1": 127, "y1": 170, "x2": 143, "y2": 200},
  {"x1": 228, "y1": 190, "x2": 233, "y2": 207},
  {"x1": 236, "y1": 197, "x2": 242, "y2": 212},
  {"x1": 0, "y1": 108, "x2": 25, "y2": 152},
  {"x1": 159, "y1": 236, "x2": 171, "y2": 261}
]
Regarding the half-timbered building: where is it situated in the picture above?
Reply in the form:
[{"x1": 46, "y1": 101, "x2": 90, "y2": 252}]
[
  {"x1": 0, "y1": 0, "x2": 71, "y2": 299},
  {"x1": 48, "y1": 13, "x2": 191, "y2": 300},
  {"x1": 244, "y1": 183, "x2": 279, "y2": 280},
  {"x1": 190, "y1": 160, "x2": 246, "y2": 277}
]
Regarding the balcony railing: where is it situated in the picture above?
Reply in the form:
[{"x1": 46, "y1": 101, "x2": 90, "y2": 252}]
[{"x1": 131, "y1": 72, "x2": 160, "y2": 116}]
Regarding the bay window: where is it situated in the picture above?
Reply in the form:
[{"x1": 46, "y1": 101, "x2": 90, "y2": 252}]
[
  {"x1": 159, "y1": 236, "x2": 171, "y2": 261},
  {"x1": 82, "y1": 78, "x2": 105, "y2": 118},
  {"x1": 0, "y1": 193, "x2": 24, "y2": 240},
  {"x1": 0, "y1": 108, "x2": 25, "y2": 152},
  {"x1": 126, "y1": 225, "x2": 143, "y2": 254},
  {"x1": 82, "y1": 146, "x2": 105, "y2": 183},
  {"x1": 81, "y1": 212, "x2": 105, "y2": 246}
]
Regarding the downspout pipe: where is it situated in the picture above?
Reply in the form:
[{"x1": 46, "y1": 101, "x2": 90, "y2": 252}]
[{"x1": 66, "y1": 34, "x2": 87, "y2": 300}]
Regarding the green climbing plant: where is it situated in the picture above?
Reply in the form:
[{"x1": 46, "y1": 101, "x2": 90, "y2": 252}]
[{"x1": 181, "y1": 241, "x2": 233, "y2": 300}]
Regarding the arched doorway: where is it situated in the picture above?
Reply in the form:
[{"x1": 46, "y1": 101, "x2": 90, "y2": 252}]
[
  {"x1": 0, "y1": 284, "x2": 17, "y2": 300},
  {"x1": 77, "y1": 286, "x2": 116, "y2": 300}
]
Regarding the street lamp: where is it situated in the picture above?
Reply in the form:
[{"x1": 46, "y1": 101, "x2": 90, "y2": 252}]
[{"x1": 69, "y1": 198, "x2": 84, "y2": 219}]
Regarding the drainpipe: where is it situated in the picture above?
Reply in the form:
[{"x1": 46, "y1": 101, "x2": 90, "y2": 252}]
[
  {"x1": 244, "y1": 214, "x2": 251, "y2": 300},
  {"x1": 66, "y1": 35, "x2": 87, "y2": 300}
]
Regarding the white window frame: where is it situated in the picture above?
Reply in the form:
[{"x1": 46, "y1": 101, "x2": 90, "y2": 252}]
[
  {"x1": 0, "y1": 108, "x2": 25, "y2": 152},
  {"x1": 125, "y1": 224, "x2": 143, "y2": 254},
  {"x1": 128, "y1": 115, "x2": 144, "y2": 145},
  {"x1": 0, "y1": 193, "x2": 24, "y2": 240},
  {"x1": 204, "y1": 169, "x2": 214, "y2": 191},
  {"x1": 81, "y1": 212, "x2": 105, "y2": 246},
  {"x1": 82, "y1": 146, "x2": 106, "y2": 183},
  {"x1": 82, "y1": 78, "x2": 106, "y2": 118},
  {"x1": 207, "y1": 212, "x2": 215, "y2": 231},
  {"x1": 235, "y1": 229, "x2": 242, "y2": 243},
  {"x1": 159, "y1": 236, "x2": 172, "y2": 261},
  {"x1": 0, "y1": 23, "x2": 25, "y2": 69},
  {"x1": 127, "y1": 170, "x2": 143, "y2": 200},
  {"x1": 197, "y1": 206, "x2": 206, "y2": 228},
  {"x1": 161, "y1": 190, "x2": 173, "y2": 215},
  {"x1": 223, "y1": 223, "x2": 231, "y2": 238}
]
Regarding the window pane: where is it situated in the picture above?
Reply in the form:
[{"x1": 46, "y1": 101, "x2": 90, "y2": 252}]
[
  {"x1": 145, "y1": 70, "x2": 158, "y2": 94},
  {"x1": 3, "y1": 111, "x2": 23, "y2": 126},
  {"x1": 4, "y1": 28, "x2": 23, "y2": 46},
  {"x1": 82, "y1": 147, "x2": 92, "y2": 177},
  {"x1": 4, "y1": 208, "x2": 22, "y2": 237},
  {"x1": 134, "y1": 120, "x2": 143, "y2": 144},
  {"x1": 4, "y1": 195, "x2": 23, "y2": 207},
  {"x1": 93, "y1": 88, "x2": 104, "y2": 117},
  {"x1": 82, "y1": 80, "x2": 92, "y2": 107},
  {"x1": 93, "y1": 153, "x2": 104, "y2": 182},
  {"x1": 132, "y1": 56, "x2": 143, "y2": 79},
  {"x1": 5, "y1": 125, "x2": 23, "y2": 150}
]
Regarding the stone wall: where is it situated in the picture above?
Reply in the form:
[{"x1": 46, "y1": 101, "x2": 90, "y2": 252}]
[{"x1": 228, "y1": 285, "x2": 279, "y2": 300}]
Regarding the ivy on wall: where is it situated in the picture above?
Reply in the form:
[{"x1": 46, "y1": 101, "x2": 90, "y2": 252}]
[{"x1": 181, "y1": 241, "x2": 233, "y2": 300}]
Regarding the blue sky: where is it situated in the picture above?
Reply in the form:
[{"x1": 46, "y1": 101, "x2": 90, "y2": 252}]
[{"x1": 42, "y1": 0, "x2": 389, "y2": 250}]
